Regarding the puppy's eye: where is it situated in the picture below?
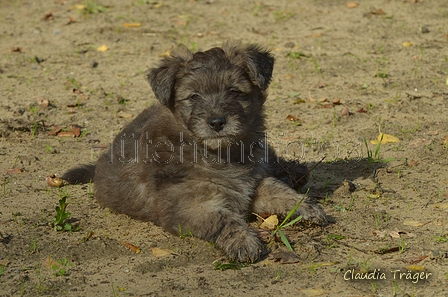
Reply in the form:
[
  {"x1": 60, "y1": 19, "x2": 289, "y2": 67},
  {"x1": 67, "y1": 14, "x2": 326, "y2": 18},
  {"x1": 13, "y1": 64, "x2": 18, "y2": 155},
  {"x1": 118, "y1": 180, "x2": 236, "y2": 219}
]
[
  {"x1": 229, "y1": 89, "x2": 249, "y2": 101},
  {"x1": 188, "y1": 94, "x2": 200, "y2": 101}
]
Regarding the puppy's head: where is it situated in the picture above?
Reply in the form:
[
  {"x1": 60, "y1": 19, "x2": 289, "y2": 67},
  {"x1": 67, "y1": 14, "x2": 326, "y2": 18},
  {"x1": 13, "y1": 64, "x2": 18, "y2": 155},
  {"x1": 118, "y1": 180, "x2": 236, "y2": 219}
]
[{"x1": 147, "y1": 41, "x2": 274, "y2": 149}]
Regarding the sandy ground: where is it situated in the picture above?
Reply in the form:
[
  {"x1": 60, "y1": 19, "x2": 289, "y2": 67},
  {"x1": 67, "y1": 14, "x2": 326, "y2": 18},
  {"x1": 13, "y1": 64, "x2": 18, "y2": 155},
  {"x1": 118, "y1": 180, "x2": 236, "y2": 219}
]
[{"x1": 1, "y1": 0, "x2": 447, "y2": 296}]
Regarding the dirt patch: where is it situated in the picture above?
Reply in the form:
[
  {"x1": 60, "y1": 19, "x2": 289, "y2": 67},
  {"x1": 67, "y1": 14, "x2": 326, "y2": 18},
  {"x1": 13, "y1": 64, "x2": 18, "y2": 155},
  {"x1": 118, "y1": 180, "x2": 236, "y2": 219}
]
[{"x1": 1, "y1": 0, "x2": 447, "y2": 296}]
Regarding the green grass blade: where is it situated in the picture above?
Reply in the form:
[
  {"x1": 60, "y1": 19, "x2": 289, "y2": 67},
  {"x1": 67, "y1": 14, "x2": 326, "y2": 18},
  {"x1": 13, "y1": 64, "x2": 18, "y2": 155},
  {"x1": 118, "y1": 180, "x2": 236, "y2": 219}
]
[
  {"x1": 283, "y1": 215, "x2": 303, "y2": 228},
  {"x1": 278, "y1": 230, "x2": 294, "y2": 252},
  {"x1": 278, "y1": 199, "x2": 304, "y2": 228}
]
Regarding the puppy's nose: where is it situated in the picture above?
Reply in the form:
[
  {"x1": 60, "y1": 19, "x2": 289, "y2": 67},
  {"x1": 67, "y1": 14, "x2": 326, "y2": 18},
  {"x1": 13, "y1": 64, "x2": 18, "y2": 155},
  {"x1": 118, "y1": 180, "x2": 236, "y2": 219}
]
[{"x1": 207, "y1": 116, "x2": 226, "y2": 132}]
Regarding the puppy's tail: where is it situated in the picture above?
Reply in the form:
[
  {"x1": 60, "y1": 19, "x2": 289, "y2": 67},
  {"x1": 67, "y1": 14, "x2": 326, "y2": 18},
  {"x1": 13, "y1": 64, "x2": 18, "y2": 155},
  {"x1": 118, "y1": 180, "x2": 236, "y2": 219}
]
[{"x1": 62, "y1": 164, "x2": 96, "y2": 184}]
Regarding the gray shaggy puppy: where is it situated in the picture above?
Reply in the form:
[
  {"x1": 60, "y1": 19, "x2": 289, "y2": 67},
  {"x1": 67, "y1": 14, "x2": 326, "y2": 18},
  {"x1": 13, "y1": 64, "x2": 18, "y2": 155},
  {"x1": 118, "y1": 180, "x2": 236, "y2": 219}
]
[{"x1": 63, "y1": 42, "x2": 328, "y2": 262}]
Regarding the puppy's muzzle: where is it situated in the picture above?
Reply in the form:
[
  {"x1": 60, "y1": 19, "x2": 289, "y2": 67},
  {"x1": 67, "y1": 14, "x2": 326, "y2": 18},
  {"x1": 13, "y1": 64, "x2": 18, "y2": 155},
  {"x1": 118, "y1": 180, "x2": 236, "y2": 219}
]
[{"x1": 207, "y1": 116, "x2": 227, "y2": 132}]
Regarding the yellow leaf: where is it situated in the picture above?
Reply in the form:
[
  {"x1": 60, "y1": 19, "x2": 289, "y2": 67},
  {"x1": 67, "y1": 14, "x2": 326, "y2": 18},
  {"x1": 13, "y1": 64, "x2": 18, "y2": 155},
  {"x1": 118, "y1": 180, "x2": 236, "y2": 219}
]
[
  {"x1": 346, "y1": 2, "x2": 358, "y2": 8},
  {"x1": 407, "y1": 265, "x2": 425, "y2": 271},
  {"x1": 123, "y1": 23, "x2": 141, "y2": 28},
  {"x1": 402, "y1": 42, "x2": 413, "y2": 47},
  {"x1": 370, "y1": 133, "x2": 400, "y2": 144},
  {"x1": 151, "y1": 247, "x2": 172, "y2": 257},
  {"x1": 403, "y1": 220, "x2": 427, "y2": 227},
  {"x1": 75, "y1": 4, "x2": 85, "y2": 10},
  {"x1": 97, "y1": 45, "x2": 109, "y2": 52},
  {"x1": 260, "y1": 215, "x2": 278, "y2": 230},
  {"x1": 158, "y1": 50, "x2": 171, "y2": 57}
]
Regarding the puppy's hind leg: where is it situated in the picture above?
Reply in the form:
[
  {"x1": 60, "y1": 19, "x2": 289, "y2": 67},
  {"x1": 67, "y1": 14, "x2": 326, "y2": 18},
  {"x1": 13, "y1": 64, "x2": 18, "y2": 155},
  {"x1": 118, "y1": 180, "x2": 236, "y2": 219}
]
[{"x1": 252, "y1": 177, "x2": 328, "y2": 226}]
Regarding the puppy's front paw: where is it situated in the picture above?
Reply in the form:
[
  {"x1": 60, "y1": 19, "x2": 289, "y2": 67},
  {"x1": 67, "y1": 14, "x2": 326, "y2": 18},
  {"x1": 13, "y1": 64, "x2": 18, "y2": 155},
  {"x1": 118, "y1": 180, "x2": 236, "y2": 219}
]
[
  {"x1": 297, "y1": 197, "x2": 328, "y2": 226},
  {"x1": 218, "y1": 228, "x2": 268, "y2": 263}
]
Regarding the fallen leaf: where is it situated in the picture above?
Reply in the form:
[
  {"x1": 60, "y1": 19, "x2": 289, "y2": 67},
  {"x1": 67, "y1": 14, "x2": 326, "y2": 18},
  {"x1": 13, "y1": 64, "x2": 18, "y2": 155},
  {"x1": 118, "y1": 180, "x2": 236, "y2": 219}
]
[
  {"x1": 151, "y1": 247, "x2": 173, "y2": 257},
  {"x1": 370, "y1": 133, "x2": 400, "y2": 144},
  {"x1": 293, "y1": 99, "x2": 306, "y2": 104},
  {"x1": 376, "y1": 246, "x2": 400, "y2": 254},
  {"x1": 317, "y1": 82, "x2": 326, "y2": 88},
  {"x1": 118, "y1": 111, "x2": 133, "y2": 119},
  {"x1": 286, "y1": 115, "x2": 299, "y2": 122},
  {"x1": 371, "y1": 8, "x2": 385, "y2": 15},
  {"x1": 122, "y1": 241, "x2": 141, "y2": 253},
  {"x1": 346, "y1": 2, "x2": 358, "y2": 8},
  {"x1": 46, "y1": 174, "x2": 64, "y2": 187},
  {"x1": 403, "y1": 220, "x2": 428, "y2": 227},
  {"x1": 11, "y1": 47, "x2": 22, "y2": 53},
  {"x1": 341, "y1": 107, "x2": 350, "y2": 116},
  {"x1": 260, "y1": 215, "x2": 278, "y2": 230},
  {"x1": 37, "y1": 98, "x2": 49, "y2": 108},
  {"x1": 401, "y1": 256, "x2": 427, "y2": 264},
  {"x1": 67, "y1": 17, "x2": 76, "y2": 25},
  {"x1": 407, "y1": 265, "x2": 425, "y2": 271},
  {"x1": 434, "y1": 203, "x2": 448, "y2": 209},
  {"x1": 75, "y1": 4, "x2": 85, "y2": 10},
  {"x1": 268, "y1": 251, "x2": 301, "y2": 264},
  {"x1": 7, "y1": 168, "x2": 22, "y2": 175},
  {"x1": 97, "y1": 45, "x2": 109, "y2": 52},
  {"x1": 407, "y1": 159, "x2": 419, "y2": 167},
  {"x1": 389, "y1": 230, "x2": 401, "y2": 238},
  {"x1": 332, "y1": 99, "x2": 342, "y2": 105},
  {"x1": 318, "y1": 103, "x2": 333, "y2": 109},
  {"x1": 124, "y1": 22, "x2": 141, "y2": 28},
  {"x1": 357, "y1": 107, "x2": 367, "y2": 113},
  {"x1": 159, "y1": 49, "x2": 171, "y2": 57},
  {"x1": 402, "y1": 42, "x2": 413, "y2": 47},
  {"x1": 373, "y1": 230, "x2": 386, "y2": 238},
  {"x1": 48, "y1": 126, "x2": 62, "y2": 136},
  {"x1": 42, "y1": 11, "x2": 54, "y2": 21}
]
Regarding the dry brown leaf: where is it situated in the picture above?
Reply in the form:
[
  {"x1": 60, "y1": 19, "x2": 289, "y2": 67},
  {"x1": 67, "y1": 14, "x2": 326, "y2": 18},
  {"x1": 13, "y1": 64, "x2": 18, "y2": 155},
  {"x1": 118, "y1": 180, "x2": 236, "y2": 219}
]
[
  {"x1": 332, "y1": 99, "x2": 342, "y2": 105},
  {"x1": 118, "y1": 111, "x2": 133, "y2": 119},
  {"x1": 357, "y1": 107, "x2": 367, "y2": 113},
  {"x1": 403, "y1": 220, "x2": 428, "y2": 227},
  {"x1": 434, "y1": 203, "x2": 448, "y2": 209},
  {"x1": 122, "y1": 241, "x2": 141, "y2": 253},
  {"x1": 346, "y1": 2, "x2": 358, "y2": 8},
  {"x1": 48, "y1": 126, "x2": 62, "y2": 136},
  {"x1": 42, "y1": 11, "x2": 54, "y2": 21},
  {"x1": 260, "y1": 215, "x2": 278, "y2": 230},
  {"x1": 67, "y1": 17, "x2": 76, "y2": 25},
  {"x1": 286, "y1": 115, "x2": 299, "y2": 122},
  {"x1": 37, "y1": 98, "x2": 49, "y2": 108},
  {"x1": 151, "y1": 247, "x2": 173, "y2": 257},
  {"x1": 123, "y1": 23, "x2": 141, "y2": 28},
  {"x1": 371, "y1": 8, "x2": 385, "y2": 15},
  {"x1": 389, "y1": 230, "x2": 401, "y2": 238},
  {"x1": 341, "y1": 107, "x2": 350, "y2": 116},
  {"x1": 373, "y1": 230, "x2": 386, "y2": 238},
  {"x1": 318, "y1": 103, "x2": 333, "y2": 109},
  {"x1": 6, "y1": 168, "x2": 22, "y2": 174},
  {"x1": 46, "y1": 174, "x2": 64, "y2": 187},
  {"x1": 401, "y1": 256, "x2": 427, "y2": 264}
]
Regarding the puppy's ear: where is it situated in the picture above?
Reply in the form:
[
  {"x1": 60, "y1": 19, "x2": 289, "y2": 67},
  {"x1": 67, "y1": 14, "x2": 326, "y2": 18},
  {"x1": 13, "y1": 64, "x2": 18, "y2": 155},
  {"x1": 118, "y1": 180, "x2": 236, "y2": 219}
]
[
  {"x1": 146, "y1": 47, "x2": 193, "y2": 107},
  {"x1": 224, "y1": 42, "x2": 274, "y2": 90}
]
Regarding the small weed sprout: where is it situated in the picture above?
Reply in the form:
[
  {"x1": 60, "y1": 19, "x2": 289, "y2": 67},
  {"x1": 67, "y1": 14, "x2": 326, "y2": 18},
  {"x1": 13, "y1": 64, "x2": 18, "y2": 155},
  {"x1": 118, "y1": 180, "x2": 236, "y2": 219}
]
[
  {"x1": 51, "y1": 195, "x2": 80, "y2": 232},
  {"x1": 271, "y1": 199, "x2": 304, "y2": 252},
  {"x1": 52, "y1": 258, "x2": 73, "y2": 276}
]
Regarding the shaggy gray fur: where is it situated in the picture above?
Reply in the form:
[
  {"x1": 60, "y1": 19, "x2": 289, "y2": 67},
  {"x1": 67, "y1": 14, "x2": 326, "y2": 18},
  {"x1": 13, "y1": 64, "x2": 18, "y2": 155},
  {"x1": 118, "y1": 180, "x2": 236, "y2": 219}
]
[{"x1": 63, "y1": 41, "x2": 328, "y2": 262}]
